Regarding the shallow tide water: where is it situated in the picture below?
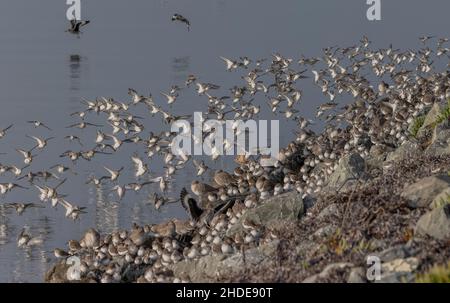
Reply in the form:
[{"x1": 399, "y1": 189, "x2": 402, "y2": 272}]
[{"x1": 0, "y1": 0, "x2": 449, "y2": 282}]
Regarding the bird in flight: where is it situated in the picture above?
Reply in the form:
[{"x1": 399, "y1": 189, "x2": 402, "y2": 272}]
[{"x1": 171, "y1": 14, "x2": 190, "y2": 31}]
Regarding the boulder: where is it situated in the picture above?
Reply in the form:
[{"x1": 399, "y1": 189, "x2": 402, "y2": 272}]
[
  {"x1": 302, "y1": 262, "x2": 354, "y2": 283},
  {"x1": 347, "y1": 267, "x2": 367, "y2": 283},
  {"x1": 325, "y1": 153, "x2": 366, "y2": 191},
  {"x1": 376, "y1": 257, "x2": 419, "y2": 283},
  {"x1": 417, "y1": 103, "x2": 441, "y2": 136},
  {"x1": 376, "y1": 272, "x2": 415, "y2": 283},
  {"x1": 401, "y1": 175, "x2": 450, "y2": 208},
  {"x1": 376, "y1": 245, "x2": 410, "y2": 262},
  {"x1": 385, "y1": 140, "x2": 421, "y2": 162},
  {"x1": 226, "y1": 191, "x2": 304, "y2": 237},
  {"x1": 415, "y1": 204, "x2": 450, "y2": 240},
  {"x1": 426, "y1": 127, "x2": 450, "y2": 157},
  {"x1": 169, "y1": 240, "x2": 279, "y2": 282},
  {"x1": 45, "y1": 261, "x2": 70, "y2": 283}
]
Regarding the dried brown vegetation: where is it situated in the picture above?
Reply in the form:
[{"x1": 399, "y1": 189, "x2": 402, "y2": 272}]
[{"x1": 218, "y1": 154, "x2": 450, "y2": 282}]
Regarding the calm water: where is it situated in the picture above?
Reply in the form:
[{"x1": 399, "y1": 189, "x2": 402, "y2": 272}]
[{"x1": 0, "y1": 0, "x2": 449, "y2": 282}]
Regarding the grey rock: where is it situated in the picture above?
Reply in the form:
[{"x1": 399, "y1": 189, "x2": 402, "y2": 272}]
[
  {"x1": 430, "y1": 187, "x2": 450, "y2": 209},
  {"x1": 169, "y1": 241, "x2": 279, "y2": 282},
  {"x1": 376, "y1": 245, "x2": 409, "y2": 262},
  {"x1": 426, "y1": 128, "x2": 450, "y2": 157},
  {"x1": 347, "y1": 267, "x2": 367, "y2": 283},
  {"x1": 376, "y1": 271, "x2": 415, "y2": 283},
  {"x1": 376, "y1": 257, "x2": 419, "y2": 283},
  {"x1": 302, "y1": 262, "x2": 354, "y2": 283},
  {"x1": 170, "y1": 255, "x2": 230, "y2": 282},
  {"x1": 417, "y1": 103, "x2": 441, "y2": 137},
  {"x1": 45, "y1": 260, "x2": 70, "y2": 283},
  {"x1": 421, "y1": 103, "x2": 441, "y2": 124},
  {"x1": 226, "y1": 191, "x2": 304, "y2": 237},
  {"x1": 325, "y1": 153, "x2": 366, "y2": 191},
  {"x1": 302, "y1": 274, "x2": 319, "y2": 283},
  {"x1": 415, "y1": 204, "x2": 450, "y2": 240},
  {"x1": 385, "y1": 141, "x2": 420, "y2": 162},
  {"x1": 400, "y1": 175, "x2": 450, "y2": 208}
]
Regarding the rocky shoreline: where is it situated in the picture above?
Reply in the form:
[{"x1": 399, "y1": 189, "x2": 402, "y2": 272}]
[{"x1": 46, "y1": 101, "x2": 450, "y2": 283}]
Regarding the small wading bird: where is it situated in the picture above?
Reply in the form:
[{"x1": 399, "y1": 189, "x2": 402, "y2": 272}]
[
  {"x1": 220, "y1": 56, "x2": 239, "y2": 71},
  {"x1": 171, "y1": 14, "x2": 190, "y2": 31},
  {"x1": 192, "y1": 159, "x2": 208, "y2": 176},
  {"x1": 58, "y1": 199, "x2": 87, "y2": 221},
  {"x1": 16, "y1": 148, "x2": 36, "y2": 165},
  {"x1": 131, "y1": 154, "x2": 148, "y2": 178},
  {"x1": 0, "y1": 124, "x2": 13, "y2": 139},
  {"x1": 27, "y1": 120, "x2": 51, "y2": 130},
  {"x1": 26, "y1": 135, "x2": 55, "y2": 150}
]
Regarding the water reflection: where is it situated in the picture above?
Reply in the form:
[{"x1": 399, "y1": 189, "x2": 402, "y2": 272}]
[
  {"x1": 0, "y1": 205, "x2": 9, "y2": 246},
  {"x1": 172, "y1": 56, "x2": 190, "y2": 82},
  {"x1": 94, "y1": 185, "x2": 119, "y2": 234},
  {"x1": 69, "y1": 54, "x2": 82, "y2": 92},
  {"x1": 10, "y1": 220, "x2": 51, "y2": 282}
]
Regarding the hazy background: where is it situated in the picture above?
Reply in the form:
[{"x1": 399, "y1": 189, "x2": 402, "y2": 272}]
[{"x1": 0, "y1": 0, "x2": 449, "y2": 282}]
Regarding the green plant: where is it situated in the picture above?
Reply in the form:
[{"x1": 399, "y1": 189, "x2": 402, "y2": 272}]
[
  {"x1": 325, "y1": 228, "x2": 350, "y2": 256},
  {"x1": 410, "y1": 115, "x2": 425, "y2": 138},
  {"x1": 351, "y1": 239, "x2": 372, "y2": 254},
  {"x1": 416, "y1": 261, "x2": 450, "y2": 283}
]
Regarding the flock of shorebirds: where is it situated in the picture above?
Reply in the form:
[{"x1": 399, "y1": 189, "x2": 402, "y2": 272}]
[{"x1": 2, "y1": 15, "x2": 450, "y2": 282}]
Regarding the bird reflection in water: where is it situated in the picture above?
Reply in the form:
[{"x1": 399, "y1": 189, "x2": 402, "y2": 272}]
[
  {"x1": 0, "y1": 204, "x2": 8, "y2": 246},
  {"x1": 69, "y1": 55, "x2": 82, "y2": 92},
  {"x1": 13, "y1": 219, "x2": 50, "y2": 282},
  {"x1": 172, "y1": 56, "x2": 190, "y2": 82},
  {"x1": 94, "y1": 184, "x2": 119, "y2": 234}
]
